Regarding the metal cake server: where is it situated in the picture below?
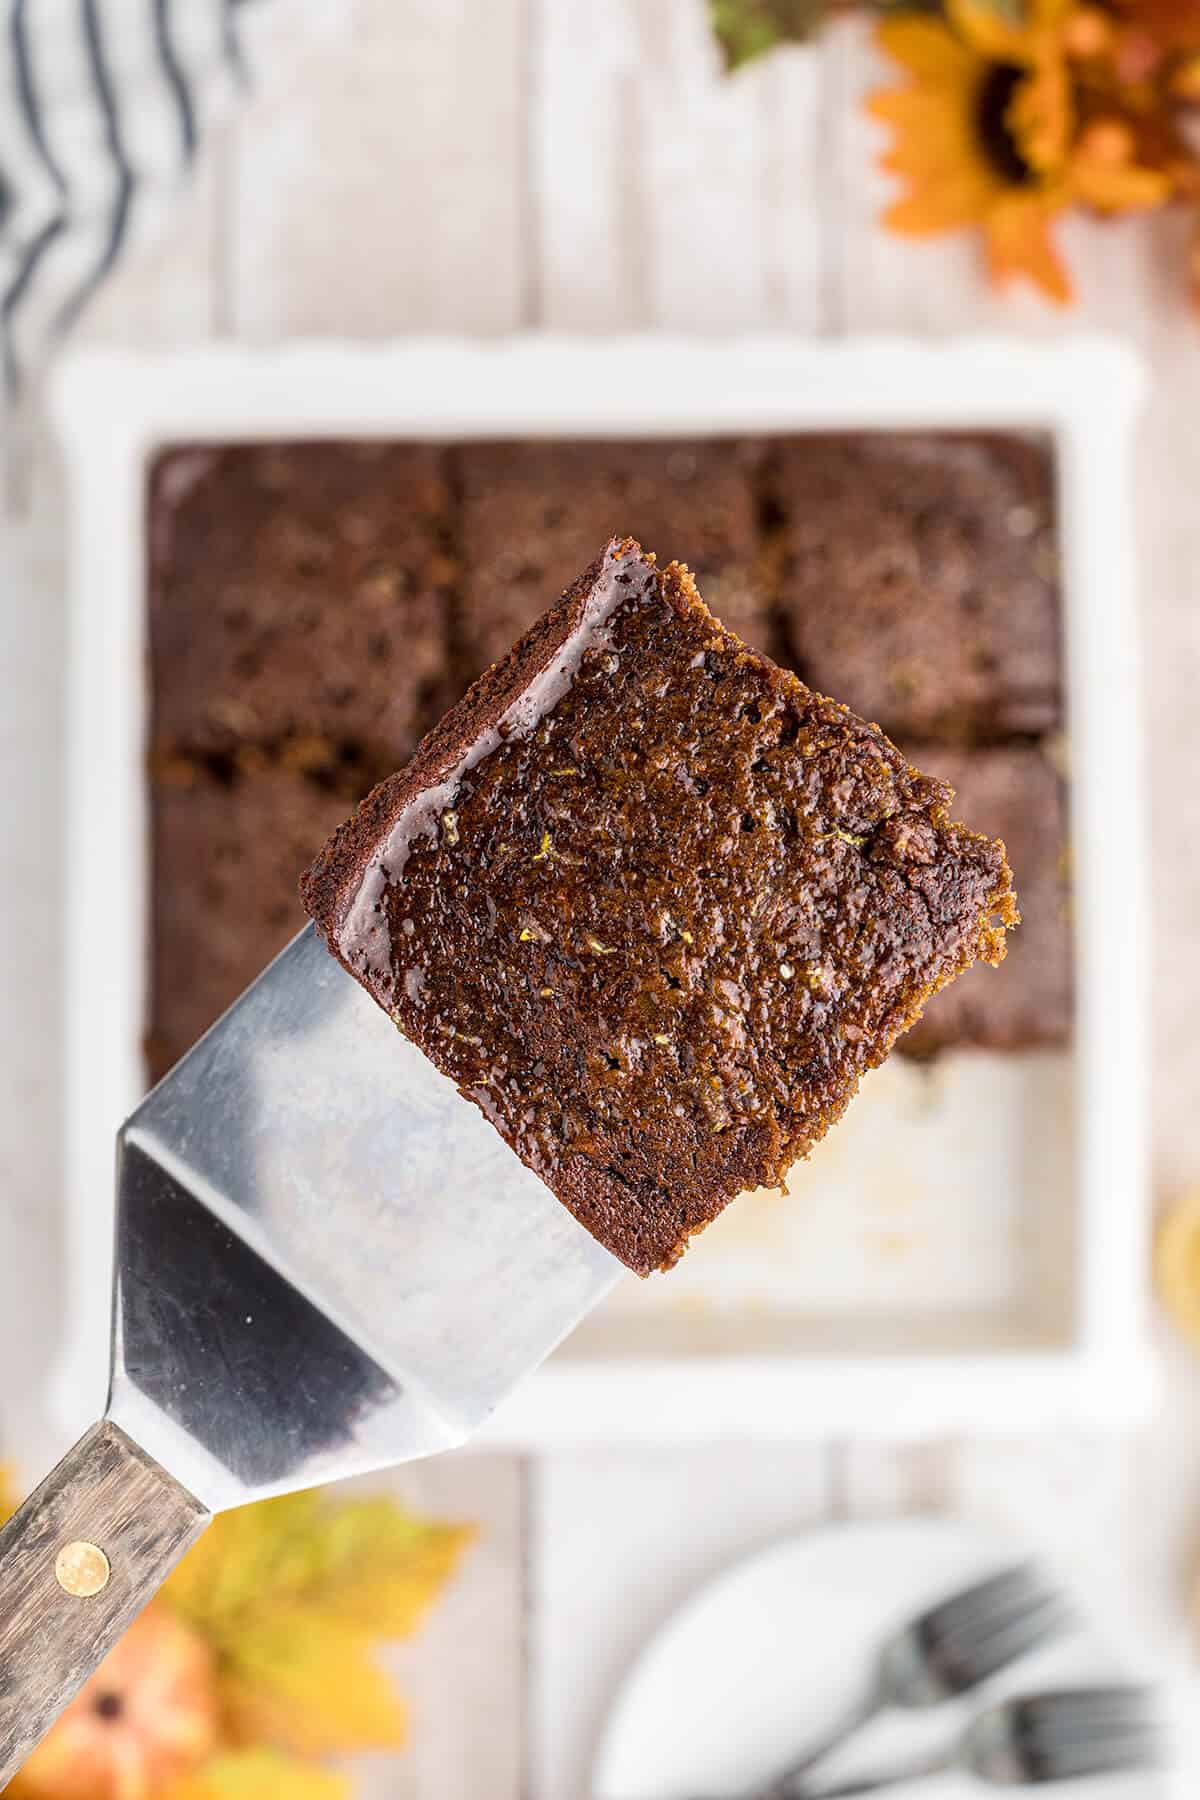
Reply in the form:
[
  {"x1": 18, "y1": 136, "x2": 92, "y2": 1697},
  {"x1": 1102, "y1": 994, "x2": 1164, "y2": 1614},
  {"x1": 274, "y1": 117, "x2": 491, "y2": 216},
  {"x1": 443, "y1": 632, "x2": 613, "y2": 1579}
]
[{"x1": 0, "y1": 925, "x2": 621, "y2": 1784}]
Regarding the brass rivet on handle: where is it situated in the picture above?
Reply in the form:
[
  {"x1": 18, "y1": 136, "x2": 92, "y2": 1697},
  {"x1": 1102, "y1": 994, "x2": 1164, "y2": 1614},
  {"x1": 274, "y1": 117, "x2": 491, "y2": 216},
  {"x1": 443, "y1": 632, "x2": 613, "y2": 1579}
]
[{"x1": 55, "y1": 1539, "x2": 111, "y2": 1598}]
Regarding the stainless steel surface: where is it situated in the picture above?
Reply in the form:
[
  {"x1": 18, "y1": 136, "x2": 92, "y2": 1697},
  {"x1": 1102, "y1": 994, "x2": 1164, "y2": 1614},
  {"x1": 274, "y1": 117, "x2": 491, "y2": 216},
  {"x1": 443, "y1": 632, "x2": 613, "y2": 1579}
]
[
  {"x1": 768, "y1": 1565, "x2": 1070, "y2": 1795},
  {"x1": 107, "y1": 925, "x2": 622, "y2": 1512},
  {"x1": 788, "y1": 1687, "x2": 1163, "y2": 1796}
]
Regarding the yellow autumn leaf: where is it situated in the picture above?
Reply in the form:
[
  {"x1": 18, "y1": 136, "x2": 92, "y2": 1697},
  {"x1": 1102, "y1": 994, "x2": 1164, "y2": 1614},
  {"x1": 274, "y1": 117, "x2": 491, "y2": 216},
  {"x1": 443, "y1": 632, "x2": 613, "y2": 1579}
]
[
  {"x1": 219, "y1": 1620, "x2": 407, "y2": 1756},
  {"x1": 162, "y1": 1486, "x2": 472, "y2": 1757},
  {"x1": 168, "y1": 1748, "x2": 349, "y2": 1800},
  {"x1": 167, "y1": 1490, "x2": 472, "y2": 1641},
  {"x1": 165, "y1": 1492, "x2": 329, "y2": 1637},
  {"x1": 280, "y1": 1496, "x2": 473, "y2": 1637},
  {"x1": 0, "y1": 1466, "x2": 16, "y2": 1527}
]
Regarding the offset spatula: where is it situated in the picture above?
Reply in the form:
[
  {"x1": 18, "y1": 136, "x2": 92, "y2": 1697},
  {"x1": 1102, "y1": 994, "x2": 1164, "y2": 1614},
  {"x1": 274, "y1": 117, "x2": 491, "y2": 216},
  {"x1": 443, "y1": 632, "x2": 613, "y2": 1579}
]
[{"x1": 0, "y1": 925, "x2": 620, "y2": 1785}]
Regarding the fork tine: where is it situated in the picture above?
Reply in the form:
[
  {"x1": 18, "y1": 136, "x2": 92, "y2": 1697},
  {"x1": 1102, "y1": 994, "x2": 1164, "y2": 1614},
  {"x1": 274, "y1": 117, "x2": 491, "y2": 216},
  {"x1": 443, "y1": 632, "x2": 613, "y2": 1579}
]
[
  {"x1": 1022, "y1": 1685, "x2": 1155, "y2": 1714},
  {"x1": 933, "y1": 1569, "x2": 1061, "y2": 1639},
  {"x1": 1024, "y1": 1732, "x2": 1163, "y2": 1783},
  {"x1": 1007, "y1": 1687, "x2": 1164, "y2": 1783},
  {"x1": 1034, "y1": 1714, "x2": 1161, "y2": 1752},
  {"x1": 955, "y1": 1587, "x2": 1069, "y2": 1649},
  {"x1": 1018, "y1": 1688, "x2": 1159, "y2": 1745},
  {"x1": 1045, "y1": 1724, "x2": 1162, "y2": 1757},
  {"x1": 966, "y1": 1692, "x2": 1164, "y2": 1789},
  {"x1": 921, "y1": 1564, "x2": 1047, "y2": 1641},
  {"x1": 923, "y1": 1568, "x2": 1067, "y2": 1666},
  {"x1": 935, "y1": 1590, "x2": 1068, "y2": 1660},
  {"x1": 933, "y1": 1593, "x2": 1071, "y2": 1687}
]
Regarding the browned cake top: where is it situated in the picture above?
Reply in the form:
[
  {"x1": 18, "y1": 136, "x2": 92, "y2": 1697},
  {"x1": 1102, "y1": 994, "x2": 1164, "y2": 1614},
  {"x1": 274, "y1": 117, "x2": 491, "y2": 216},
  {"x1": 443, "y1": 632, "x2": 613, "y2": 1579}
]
[
  {"x1": 303, "y1": 538, "x2": 1016, "y2": 1274},
  {"x1": 771, "y1": 433, "x2": 1061, "y2": 742},
  {"x1": 148, "y1": 442, "x2": 453, "y2": 763},
  {"x1": 457, "y1": 438, "x2": 767, "y2": 673},
  {"x1": 150, "y1": 762, "x2": 352, "y2": 1083}
]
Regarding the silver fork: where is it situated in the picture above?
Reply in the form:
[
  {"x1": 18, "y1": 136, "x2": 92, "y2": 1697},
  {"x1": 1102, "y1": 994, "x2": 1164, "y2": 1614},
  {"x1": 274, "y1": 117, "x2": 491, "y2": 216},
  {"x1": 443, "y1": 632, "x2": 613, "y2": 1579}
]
[
  {"x1": 793, "y1": 1686, "x2": 1163, "y2": 1796},
  {"x1": 770, "y1": 1564, "x2": 1070, "y2": 1795}
]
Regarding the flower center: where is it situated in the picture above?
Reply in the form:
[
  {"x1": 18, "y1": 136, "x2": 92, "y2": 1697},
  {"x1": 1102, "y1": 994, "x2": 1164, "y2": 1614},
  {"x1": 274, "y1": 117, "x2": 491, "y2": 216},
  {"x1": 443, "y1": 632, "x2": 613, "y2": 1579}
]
[
  {"x1": 976, "y1": 63, "x2": 1035, "y2": 185},
  {"x1": 93, "y1": 1691, "x2": 124, "y2": 1722}
]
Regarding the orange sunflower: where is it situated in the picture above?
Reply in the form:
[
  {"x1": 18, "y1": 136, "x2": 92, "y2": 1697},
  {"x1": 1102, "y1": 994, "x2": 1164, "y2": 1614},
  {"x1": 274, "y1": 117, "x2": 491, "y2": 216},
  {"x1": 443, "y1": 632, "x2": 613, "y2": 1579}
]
[{"x1": 870, "y1": 0, "x2": 1170, "y2": 303}]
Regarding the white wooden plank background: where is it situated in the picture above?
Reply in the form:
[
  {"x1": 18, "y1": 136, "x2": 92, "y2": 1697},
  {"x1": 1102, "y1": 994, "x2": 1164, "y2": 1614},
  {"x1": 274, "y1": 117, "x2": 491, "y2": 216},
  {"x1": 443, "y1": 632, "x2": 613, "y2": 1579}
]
[
  {"x1": 534, "y1": 1446, "x2": 833, "y2": 1797},
  {"x1": 3, "y1": 1, "x2": 1199, "y2": 1796},
  {"x1": 346, "y1": 1450, "x2": 527, "y2": 1800}
]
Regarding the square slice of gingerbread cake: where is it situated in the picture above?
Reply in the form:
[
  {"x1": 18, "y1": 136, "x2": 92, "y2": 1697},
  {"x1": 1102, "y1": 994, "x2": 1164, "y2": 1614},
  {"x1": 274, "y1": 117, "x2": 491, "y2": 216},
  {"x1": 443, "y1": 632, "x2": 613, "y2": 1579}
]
[{"x1": 302, "y1": 537, "x2": 1016, "y2": 1274}]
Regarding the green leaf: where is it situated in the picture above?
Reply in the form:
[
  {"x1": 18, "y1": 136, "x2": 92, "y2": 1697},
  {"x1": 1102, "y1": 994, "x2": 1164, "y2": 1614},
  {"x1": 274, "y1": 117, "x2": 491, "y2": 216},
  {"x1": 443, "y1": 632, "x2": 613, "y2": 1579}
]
[{"x1": 709, "y1": 0, "x2": 835, "y2": 71}]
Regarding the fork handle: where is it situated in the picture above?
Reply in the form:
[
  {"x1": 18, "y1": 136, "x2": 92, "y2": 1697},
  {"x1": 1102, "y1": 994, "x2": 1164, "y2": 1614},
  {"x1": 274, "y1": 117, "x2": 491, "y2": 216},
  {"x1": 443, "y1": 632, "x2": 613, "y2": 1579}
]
[
  {"x1": 790, "y1": 1748, "x2": 956, "y2": 1800},
  {"x1": 770, "y1": 1686, "x2": 883, "y2": 1795}
]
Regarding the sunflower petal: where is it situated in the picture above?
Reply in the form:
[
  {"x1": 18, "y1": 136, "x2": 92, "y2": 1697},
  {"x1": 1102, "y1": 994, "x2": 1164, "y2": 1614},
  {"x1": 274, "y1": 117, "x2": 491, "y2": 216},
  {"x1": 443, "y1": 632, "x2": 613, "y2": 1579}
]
[
  {"x1": 875, "y1": 16, "x2": 978, "y2": 80},
  {"x1": 985, "y1": 194, "x2": 1074, "y2": 301},
  {"x1": 870, "y1": 91, "x2": 984, "y2": 162},
  {"x1": 870, "y1": 21, "x2": 1020, "y2": 236},
  {"x1": 948, "y1": 0, "x2": 1071, "y2": 61},
  {"x1": 1070, "y1": 159, "x2": 1172, "y2": 213},
  {"x1": 883, "y1": 163, "x2": 1004, "y2": 232}
]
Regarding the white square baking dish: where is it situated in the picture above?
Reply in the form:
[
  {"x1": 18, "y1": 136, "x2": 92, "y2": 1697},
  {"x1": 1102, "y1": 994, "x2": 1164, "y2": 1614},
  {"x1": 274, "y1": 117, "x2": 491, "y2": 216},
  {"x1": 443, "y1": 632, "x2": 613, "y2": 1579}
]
[{"x1": 50, "y1": 335, "x2": 1151, "y2": 1443}]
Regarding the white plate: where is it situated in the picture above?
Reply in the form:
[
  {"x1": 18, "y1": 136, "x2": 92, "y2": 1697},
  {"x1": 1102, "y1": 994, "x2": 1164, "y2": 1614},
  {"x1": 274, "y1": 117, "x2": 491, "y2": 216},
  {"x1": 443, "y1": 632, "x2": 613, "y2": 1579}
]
[
  {"x1": 595, "y1": 1519, "x2": 1161, "y2": 1800},
  {"x1": 49, "y1": 335, "x2": 1152, "y2": 1443}
]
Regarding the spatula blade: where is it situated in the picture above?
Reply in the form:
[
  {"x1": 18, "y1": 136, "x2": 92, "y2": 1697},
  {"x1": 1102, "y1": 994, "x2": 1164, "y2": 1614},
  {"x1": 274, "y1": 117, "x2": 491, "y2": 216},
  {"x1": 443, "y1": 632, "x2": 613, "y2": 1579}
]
[{"x1": 108, "y1": 925, "x2": 621, "y2": 1510}]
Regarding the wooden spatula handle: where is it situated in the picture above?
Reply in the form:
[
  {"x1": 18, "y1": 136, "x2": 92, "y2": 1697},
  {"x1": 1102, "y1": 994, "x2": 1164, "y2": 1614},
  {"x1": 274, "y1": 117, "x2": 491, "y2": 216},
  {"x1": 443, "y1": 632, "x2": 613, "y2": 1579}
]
[{"x1": 0, "y1": 1419, "x2": 210, "y2": 1789}]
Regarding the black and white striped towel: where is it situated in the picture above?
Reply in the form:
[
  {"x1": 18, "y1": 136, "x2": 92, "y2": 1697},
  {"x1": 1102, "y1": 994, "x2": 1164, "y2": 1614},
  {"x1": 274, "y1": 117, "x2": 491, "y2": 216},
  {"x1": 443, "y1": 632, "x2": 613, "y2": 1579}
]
[{"x1": 1, "y1": 0, "x2": 254, "y2": 388}]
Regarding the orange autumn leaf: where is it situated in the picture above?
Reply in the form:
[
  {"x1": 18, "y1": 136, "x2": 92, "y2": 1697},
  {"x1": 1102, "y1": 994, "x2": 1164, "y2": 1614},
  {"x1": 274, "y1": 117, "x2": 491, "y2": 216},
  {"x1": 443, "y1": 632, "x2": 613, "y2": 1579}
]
[
  {"x1": 0, "y1": 1465, "x2": 16, "y2": 1526},
  {"x1": 161, "y1": 1487, "x2": 472, "y2": 1760}
]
